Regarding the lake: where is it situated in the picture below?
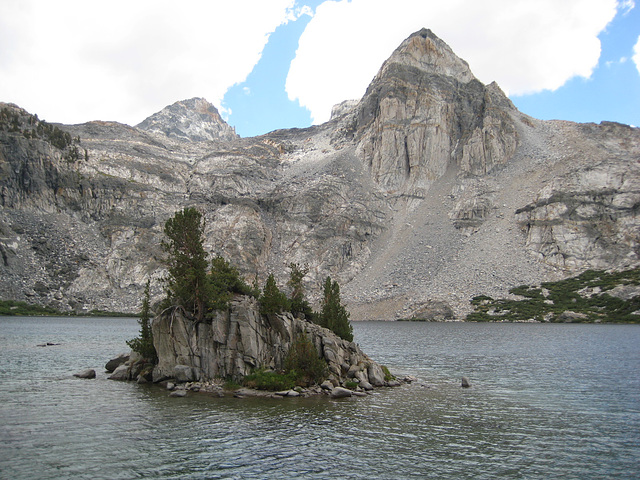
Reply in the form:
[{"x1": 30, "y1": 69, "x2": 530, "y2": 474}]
[{"x1": 0, "y1": 317, "x2": 638, "y2": 479}]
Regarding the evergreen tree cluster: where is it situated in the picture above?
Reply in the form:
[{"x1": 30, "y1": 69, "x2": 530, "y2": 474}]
[
  {"x1": 161, "y1": 207, "x2": 255, "y2": 321},
  {"x1": 160, "y1": 207, "x2": 354, "y2": 341},
  {"x1": 1, "y1": 107, "x2": 85, "y2": 162}
]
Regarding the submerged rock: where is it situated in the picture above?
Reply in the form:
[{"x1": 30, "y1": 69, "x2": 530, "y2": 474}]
[
  {"x1": 73, "y1": 369, "x2": 96, "y2": 379},
  {"x1": 169, "y1": 389, "x2": 187, "y2": 398}
]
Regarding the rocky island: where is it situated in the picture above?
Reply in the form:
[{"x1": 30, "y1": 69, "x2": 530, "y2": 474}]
[{"x1": 104, "y1": 207, "x2": 404, "y2": 398}]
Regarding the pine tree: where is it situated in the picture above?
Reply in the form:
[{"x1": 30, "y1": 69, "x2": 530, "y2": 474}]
[
  {"x1": 127, "y1": 280, "x2": 157, "y2": 362},
  {"x1": 208, "y1": 255, "x2": 255, "y2": 310},
  {"x1": 320, "y1": 276, "x2": 353, "y2": 342},
  {"x1": 259, "y1": 273, "x2": 290, "y2": 315},
  {"x1": 287, "y1": 262, "x2": 313, "y2": 320},
  {"x1": 162, "y1": 207, "x2": 211, "y2": 322}
]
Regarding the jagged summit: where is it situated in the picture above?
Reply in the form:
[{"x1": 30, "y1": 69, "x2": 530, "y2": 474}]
[
  {"x1": 136, "y1": 97, "x2": 238, "y2": 142},
  {"x1": 375, "y1": 28, "x2": 475, "y2": 85}
]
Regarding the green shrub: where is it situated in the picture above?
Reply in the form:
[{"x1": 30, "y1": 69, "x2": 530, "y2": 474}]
[
  {"x1": 284, "y1": 332, "x2": 328, "y2": 386},
  {"x1": 243, "y1": 369, "x2": 297, "y2": 391},
  {"x1": 466, "y1": 267, "x2": 640, "y2": 323}
]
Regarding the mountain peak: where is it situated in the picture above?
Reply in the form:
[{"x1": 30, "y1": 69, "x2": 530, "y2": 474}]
[
  {"x1": 137, "y1": 97, "x2": 238, "y2": 142},
  {"x1": 379, "y1": 28, "x2": 475, "y2": 83}
]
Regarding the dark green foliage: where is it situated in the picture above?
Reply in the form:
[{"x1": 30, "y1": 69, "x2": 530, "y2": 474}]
[
  {"x1": 259, "y1": 274, "x2": 290, "y2": 315},
  {"x1": 126, "y1": 280, "x2": 157, "y2": 362},
  {"x1": 1, "y1": 107, "x2": 78, "y2": 155},
  {"x1": 320, "y1": 276, "x2": 353, "y2": 341},
  {"x1": 162, "y1": 207, "x2": 211, "y2": 322},
  {"x1": 284, "y1": 332, "x2": 328, "y2": 386},
  {"x1": 287, "y1": 262, "x2": 314, "y2": 320},
  {"x1": 243, "y1": 368, "x2": 298, "y2": 391},
  {"x1": 243, "y1": 333, "x2": 328, "y2": 390},
  {"x1": 466, "y1": 267, "x2": 640, "y2": 323},
  {"x1": 0, "y1": 299, "x2": 63, "y2": 316},
  {"x1": 208, "y1": 255, "x2": 255, "y2": 311}
]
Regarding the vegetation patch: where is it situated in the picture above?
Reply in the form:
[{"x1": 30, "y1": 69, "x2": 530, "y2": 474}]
[
  {"x1": 466, "y1": 267, "x2": 640, "y2": 323},
  {"x1": 243, "y1": 369, "x2": 298, "y2": 391},
  {"x1": 243, "y1": 333, "x2": 329, "y2": 391},
  {"x1": 0, "y1": 300, "x2": 64, "y2": 316}
]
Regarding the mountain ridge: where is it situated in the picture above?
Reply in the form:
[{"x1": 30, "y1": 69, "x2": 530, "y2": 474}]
[{"x1": 1, "y1": 29, "x2": 638, "y2": 320}]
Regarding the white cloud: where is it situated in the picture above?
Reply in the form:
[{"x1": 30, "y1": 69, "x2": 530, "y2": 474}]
[
  {"x1": 286, "y1": 0, "x2": 620, "y2": 124},
  {"x1": 619, "y1": 0, "x2": 635, "y2": 15},
  {"x1": 0, "y1": 0, "x2": 295, "y2": 125},
  {"x1": 634, "y1": 35, "x2": 640, "y2": 76}
]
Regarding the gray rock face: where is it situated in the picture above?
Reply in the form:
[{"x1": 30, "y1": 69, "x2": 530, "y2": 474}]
[
  {"x1": 352, "y1": 29, "x2": 518, "y2": 198},
  {"x1": 137, "y1": 97, "x2": 238, "y2": 142},
  {"x1": 152, "y1": 296, "x2": 386, "y2": 386},
  {"x1": 1, "y1": 29, "x2": 639, "y2": 321}
]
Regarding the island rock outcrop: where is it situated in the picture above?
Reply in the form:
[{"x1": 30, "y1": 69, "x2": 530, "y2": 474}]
[{"x1": 151, "y1": 296, "x2": 387, "y2": 387}]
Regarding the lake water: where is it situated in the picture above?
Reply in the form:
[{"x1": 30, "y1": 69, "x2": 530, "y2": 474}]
[{"x1": 0, "y1": 317, "x2": 639, "y2": 479}]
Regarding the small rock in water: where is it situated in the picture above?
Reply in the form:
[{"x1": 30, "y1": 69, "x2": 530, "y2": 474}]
[
  {"x1": 331, "y1": 387, "x2": 353, "y2": 399},
  {"x1": 169, "y1": 390, "x2": 187, "y2": 397},
  {"x1": 73, "y1": 369, "x2": 96, "y2": 379},
  {"x1": 461, "y1": 376, "x2": 471, "y2": 388}
]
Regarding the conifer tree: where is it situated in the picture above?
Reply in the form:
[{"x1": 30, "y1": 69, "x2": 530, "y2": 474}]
[
  {"x1": 320, "y1": 276, "x2": 353, "y2": 342},
  {"x1": 287, "y1": 262, "x2": 313, "y2": 320},
  {"x1": 127, "y1": 280, "x2": 157, "y2": 362},
  {"x1": 259, "y1": 273, "x2": 290, "y2": 315},
  {"x1": 162, "y1": 207, "x2": 210, "y2": 322}
]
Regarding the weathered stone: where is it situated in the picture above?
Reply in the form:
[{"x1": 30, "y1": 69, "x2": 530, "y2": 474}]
[
  {"x1": 173, "y1": 364, "x2": 196, "y2": 383},
  {"x1": 359, "y1": 380, "x2": 374, "y2": 391},
  {"x1": 320, "y1": 380, "x2": 334, "y2": 390},
  {"x1": 108, "y1": 364, "x2": 130, "y2": 381},
  {"x1": 73, "y1": 369, "x2": 96, "y2": 379},
  {"x1": 558, "y1": 311, "x2": 589, "y2": 323},
  {"x1": 169, "y1": 389, "x2": 187, "y2": 397},
  {"x1": 152, "y1": 297, "x2": 387, "y2": 386},
  {"x1": 105, "y1": 354, "x2": 129, "y2": 373},
  {"x1": 331, "y1": 387, "x2": 353, "y2": 399},
  {"x1": 367, "y1": 363, "x2": 386, "y2": 387}
]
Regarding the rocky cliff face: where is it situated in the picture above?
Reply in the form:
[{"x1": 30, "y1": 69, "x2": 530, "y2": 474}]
[
  {"x1": 137, "y1": 97, "x2": 238, "y2": 142},
  {"x1": 152, "y1": 295, "x2": 387, "y2": 387},
  {"x1": 1, "y1": 29, "x2": 639, "y2": 320}
]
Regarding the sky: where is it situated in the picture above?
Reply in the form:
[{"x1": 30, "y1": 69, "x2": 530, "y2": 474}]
[{"x1": 1, "y1": 0, "x2": 639, "y2": 137}]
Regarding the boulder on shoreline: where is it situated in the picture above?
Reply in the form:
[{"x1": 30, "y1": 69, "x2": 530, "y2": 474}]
[{"x1": 105, "y1": 353, "x2": 129, "y2": 373}]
